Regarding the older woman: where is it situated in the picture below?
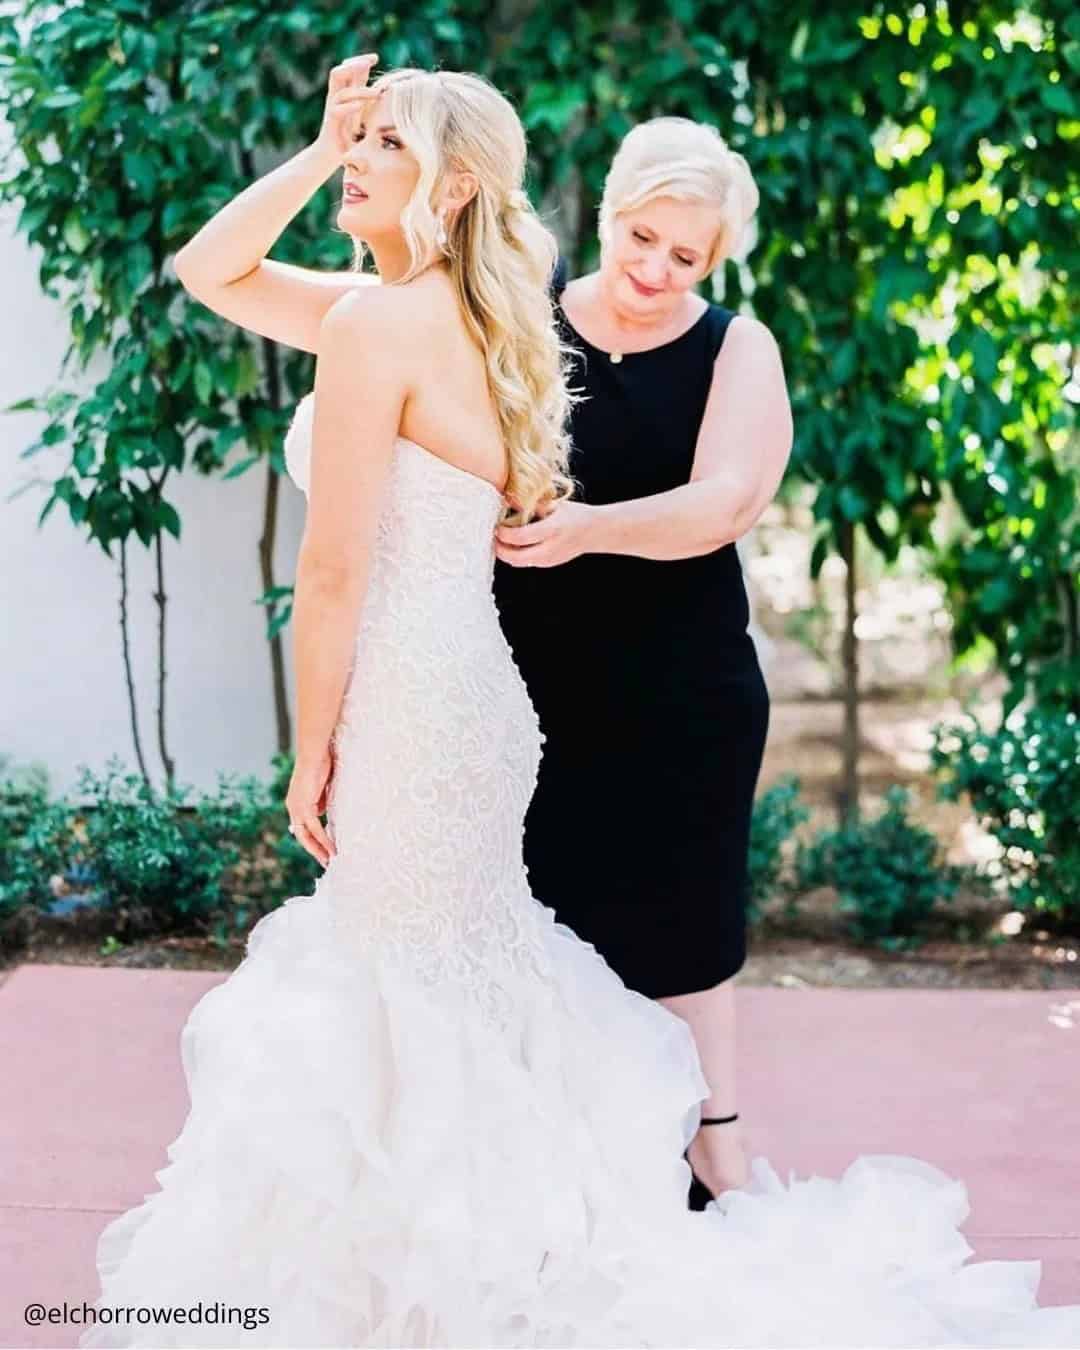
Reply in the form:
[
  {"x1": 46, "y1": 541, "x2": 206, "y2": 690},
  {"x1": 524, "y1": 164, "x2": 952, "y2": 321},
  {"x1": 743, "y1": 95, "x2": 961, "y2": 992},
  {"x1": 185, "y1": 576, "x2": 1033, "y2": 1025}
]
[{"x1": 492, "y1": 116, "x2": 793, "y2": 1208}]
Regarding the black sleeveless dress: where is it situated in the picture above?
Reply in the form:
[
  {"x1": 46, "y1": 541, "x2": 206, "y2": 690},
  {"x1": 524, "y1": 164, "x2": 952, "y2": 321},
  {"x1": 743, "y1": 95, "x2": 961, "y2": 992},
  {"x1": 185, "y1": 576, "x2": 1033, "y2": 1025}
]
[{"x1": 492, "y1": 257, "x2": 770, "y2": 998}]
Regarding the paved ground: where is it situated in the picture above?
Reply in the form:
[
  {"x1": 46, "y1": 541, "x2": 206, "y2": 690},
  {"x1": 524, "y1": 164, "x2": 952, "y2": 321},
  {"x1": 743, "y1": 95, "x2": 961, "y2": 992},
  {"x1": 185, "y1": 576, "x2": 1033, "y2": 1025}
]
[{"x1": 2, "y1": 963, "x2": 1078, "y2": 1348}]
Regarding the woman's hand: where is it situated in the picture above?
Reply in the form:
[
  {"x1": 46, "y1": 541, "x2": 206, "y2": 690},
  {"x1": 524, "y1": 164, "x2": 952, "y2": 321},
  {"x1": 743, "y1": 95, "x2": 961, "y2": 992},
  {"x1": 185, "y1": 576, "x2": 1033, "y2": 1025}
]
[
  {"x1": 286, "y1": 744, "x2": 337, "y2": 868},
  {"x1": 494, "y1": 499, "x2": 599, "y2": 568},
  {"x1": 313, "y1": 53, "x2": 381, "y2": 163}
]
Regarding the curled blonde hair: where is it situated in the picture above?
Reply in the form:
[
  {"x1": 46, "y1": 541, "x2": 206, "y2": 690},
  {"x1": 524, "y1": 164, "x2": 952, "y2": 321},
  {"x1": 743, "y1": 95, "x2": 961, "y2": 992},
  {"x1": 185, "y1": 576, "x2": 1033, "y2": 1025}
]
[
  {"x1": 598, "y1": 116, "x2": 760, "y2": 270},
  {"x1": 353, "y1": 68, "x2": 577, "y2": 524}
]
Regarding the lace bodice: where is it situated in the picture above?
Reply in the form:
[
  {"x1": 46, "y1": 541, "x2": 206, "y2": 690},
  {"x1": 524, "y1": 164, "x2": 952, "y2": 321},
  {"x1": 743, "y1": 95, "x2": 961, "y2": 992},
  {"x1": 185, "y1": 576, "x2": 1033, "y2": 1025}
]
[{"x1": 282, "y1": 394, "x2": 553, "y2": 1025}]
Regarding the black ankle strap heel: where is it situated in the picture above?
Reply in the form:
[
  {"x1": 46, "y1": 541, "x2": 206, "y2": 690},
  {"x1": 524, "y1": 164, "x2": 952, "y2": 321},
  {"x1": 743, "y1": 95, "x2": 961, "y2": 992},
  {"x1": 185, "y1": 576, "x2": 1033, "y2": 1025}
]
[{"x1": 685, "y1": 1112, "x2": 740, "y2": 1210}]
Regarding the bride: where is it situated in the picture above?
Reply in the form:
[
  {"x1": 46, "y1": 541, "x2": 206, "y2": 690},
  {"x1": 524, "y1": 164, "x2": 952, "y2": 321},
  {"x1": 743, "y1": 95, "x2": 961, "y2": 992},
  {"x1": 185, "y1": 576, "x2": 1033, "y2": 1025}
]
[{"x1": 80, "y1": 57, "x2": 1080, "y2": 1348}]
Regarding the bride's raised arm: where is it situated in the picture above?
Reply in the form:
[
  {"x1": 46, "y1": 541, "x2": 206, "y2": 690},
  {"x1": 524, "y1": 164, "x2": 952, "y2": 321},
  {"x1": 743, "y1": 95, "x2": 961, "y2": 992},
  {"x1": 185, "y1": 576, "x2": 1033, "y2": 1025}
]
[{"x1": 174, "y1": 55, "x2": 381, "y2": 353}]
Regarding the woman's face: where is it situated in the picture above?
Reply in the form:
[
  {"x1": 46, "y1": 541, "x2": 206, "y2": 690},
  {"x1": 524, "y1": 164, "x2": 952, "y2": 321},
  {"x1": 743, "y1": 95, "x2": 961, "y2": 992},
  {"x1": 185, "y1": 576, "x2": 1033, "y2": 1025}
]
[
  {"x1": 601, "y1": 196, "x2": 721, "y2": 318},
  {"x1": 338, "y1": 91, "x2": 421, "y2": 239}
]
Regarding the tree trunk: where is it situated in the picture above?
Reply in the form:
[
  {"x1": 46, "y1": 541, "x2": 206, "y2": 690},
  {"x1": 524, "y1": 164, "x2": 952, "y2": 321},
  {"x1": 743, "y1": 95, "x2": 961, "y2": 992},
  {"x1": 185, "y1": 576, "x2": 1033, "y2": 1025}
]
[
  {"x1": 839, "y1": 518, "x2": 859, "y2": 821},
  {"x1": 238, "y1": 145, "x2": 292, "y2": 757},
  {"x1": 1058, "y1": 569, "x2": 1079, "y2": 715},
  {"x1": 152, "y1": 524, "x2": 175, "y2": 792},
  {"x1": 118, "y1": 538, "x2": 152, "y2": 787},
  {"x1": 258, "y1": 333, "x2": 291, "y2": 755}
]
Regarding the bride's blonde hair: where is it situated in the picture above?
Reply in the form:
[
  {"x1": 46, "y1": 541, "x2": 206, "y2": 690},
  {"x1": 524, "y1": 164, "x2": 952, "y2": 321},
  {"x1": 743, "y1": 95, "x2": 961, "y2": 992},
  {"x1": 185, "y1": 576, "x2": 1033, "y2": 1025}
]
[{"x1": 353, "y1": 68, "x2": 577, "y2": 523}]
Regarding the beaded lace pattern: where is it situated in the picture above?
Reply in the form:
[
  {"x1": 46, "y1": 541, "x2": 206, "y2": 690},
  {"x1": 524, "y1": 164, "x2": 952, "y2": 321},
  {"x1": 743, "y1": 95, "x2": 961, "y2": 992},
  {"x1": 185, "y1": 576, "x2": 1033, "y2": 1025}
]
[{"x1": 283, "y1": 394, "x2": 556, "y2": 1025}]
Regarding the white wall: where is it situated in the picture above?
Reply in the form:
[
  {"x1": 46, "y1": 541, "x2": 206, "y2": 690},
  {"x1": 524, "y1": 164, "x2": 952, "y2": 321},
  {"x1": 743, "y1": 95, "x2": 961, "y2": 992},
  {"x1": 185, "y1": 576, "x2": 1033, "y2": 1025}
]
[{"x1": 1, "y1": 205, "x2": 308, "y2": 800}]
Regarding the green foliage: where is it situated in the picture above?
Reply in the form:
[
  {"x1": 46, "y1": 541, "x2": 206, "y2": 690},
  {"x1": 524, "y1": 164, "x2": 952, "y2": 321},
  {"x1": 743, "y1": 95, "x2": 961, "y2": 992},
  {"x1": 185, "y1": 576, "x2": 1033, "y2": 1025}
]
[
  {"x1": 69, "y1": 759, "x2": 237, "y2": 935},
  {"x1": 0, "y1": 1, "x2": 337, "y2": 572},
  {"x1": 794, "y1": 786, "x2": 962, "y2": 945},
  {"x1": 1, "y1": 0, "x2": 1075, "y2": 750},
  {"x1": 747, "y1": 774, "x2": 809, "y2": 922},
  {"x1": 0, "y1": 757, "x2": 74, "y2": 945},
  {"x1": 71, "y1": 756, "x2": 320, "y2": 940},
  {"x1": 863, "y1": 7, "x2": 1080, "y2": 715},
  {"x1": 0, "y1": 753, "x2": 321, "y2": 947},
  {"x1": 930, "y1": 703, "x2": 1080, "y2": 928}
]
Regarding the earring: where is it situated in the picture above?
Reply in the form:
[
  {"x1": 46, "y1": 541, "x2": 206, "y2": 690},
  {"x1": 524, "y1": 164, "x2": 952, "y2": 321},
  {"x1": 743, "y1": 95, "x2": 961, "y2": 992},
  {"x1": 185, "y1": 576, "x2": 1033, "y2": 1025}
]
[{"x1": 435, "y1": 212, "x2": 448, "y2": 249}]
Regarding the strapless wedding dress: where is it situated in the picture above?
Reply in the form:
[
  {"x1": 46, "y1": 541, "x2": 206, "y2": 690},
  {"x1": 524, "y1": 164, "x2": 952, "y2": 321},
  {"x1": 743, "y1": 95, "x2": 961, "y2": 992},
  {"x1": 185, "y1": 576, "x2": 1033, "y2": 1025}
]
[{"x1": 80, "y1": 393, "x2": 1080, "y2": 1348}]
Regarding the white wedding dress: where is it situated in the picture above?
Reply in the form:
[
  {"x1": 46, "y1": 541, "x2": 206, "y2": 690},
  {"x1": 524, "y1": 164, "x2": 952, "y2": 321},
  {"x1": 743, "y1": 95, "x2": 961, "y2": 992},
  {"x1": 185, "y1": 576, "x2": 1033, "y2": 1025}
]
[{"x1": 81, "y1": 393, "x2": 1080, "y2": 1349}]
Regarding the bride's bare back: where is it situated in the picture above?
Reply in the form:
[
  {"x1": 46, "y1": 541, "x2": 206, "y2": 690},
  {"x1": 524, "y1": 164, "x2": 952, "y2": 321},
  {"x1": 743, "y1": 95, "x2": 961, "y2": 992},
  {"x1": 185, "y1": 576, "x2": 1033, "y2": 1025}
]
[{"x1": 178, "y1": 252, "x2": 506, "y2": 492}]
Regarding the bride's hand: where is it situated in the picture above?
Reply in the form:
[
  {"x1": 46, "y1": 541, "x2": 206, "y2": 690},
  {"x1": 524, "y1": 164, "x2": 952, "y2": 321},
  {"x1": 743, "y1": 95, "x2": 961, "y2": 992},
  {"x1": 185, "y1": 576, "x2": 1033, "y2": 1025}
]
[
  {"x1": 286, "y1": 745, "x2": 337, "y2": 868},
  {"x1": 315, "y1": 740, "x2": 336, "y2": 818},
  {"x1": 312, "y1": 53, "x2": 380, "y2": 163}
]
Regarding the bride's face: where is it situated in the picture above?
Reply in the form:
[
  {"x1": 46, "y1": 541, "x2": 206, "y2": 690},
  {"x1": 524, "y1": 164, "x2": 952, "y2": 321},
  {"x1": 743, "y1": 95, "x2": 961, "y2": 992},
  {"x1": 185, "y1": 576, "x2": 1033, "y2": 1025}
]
[
  {"x1": 601, "y1": 196, "x2": 720, "y2": 320},
  {"x1": 338, "y1": 92, "x2": 421, "y2": 239}
]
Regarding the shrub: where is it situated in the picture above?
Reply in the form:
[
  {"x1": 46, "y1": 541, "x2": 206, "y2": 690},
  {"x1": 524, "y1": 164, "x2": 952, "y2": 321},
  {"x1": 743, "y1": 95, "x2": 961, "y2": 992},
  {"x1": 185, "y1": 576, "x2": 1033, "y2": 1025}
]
[
  {"x1": 193, "y1": 750, "x2": 322, "y2": 942},
  {"x1": 72, "y1": 756, "x2": 321, "y2": 940},
  {"x1": 929, "y1": 703, "x2": 1080, "y2": 931},
  {"x1": 0, "y1": 758, "x2": 76, "y2": 948},
  {"x1": 0, "y1": 754, "x2": 322, "y2": 949},
  {"x1": 71, "y1": 759, "x2": 224, "y2": 935},
  {"x1": 747, "y1": 775, "x2": 809, "y2": 923},
  {"x1": 793, "y1": 786, "x2": 961, "y2": 947}
]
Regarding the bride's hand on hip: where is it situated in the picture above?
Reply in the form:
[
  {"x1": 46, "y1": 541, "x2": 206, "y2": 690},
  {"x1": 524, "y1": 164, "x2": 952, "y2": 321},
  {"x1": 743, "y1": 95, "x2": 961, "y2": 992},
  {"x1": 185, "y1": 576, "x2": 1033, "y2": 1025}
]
[
  {"x1": 312, "y1": 53, "x2": 381, "y2": 163},
  {"x1": 494, "y1": 500, "x2": 596, "y2": 568},
  {"x1": 286, "y1": 744, "x2": 337, "y2": 868}
]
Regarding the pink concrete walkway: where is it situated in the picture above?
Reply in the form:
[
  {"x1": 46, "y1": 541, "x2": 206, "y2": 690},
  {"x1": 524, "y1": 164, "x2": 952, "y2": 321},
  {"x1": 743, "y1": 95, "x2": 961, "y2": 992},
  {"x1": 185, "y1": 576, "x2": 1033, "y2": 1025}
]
[{"x1": 2, "y1": 963, "x2": 1078, "y2": 1348}]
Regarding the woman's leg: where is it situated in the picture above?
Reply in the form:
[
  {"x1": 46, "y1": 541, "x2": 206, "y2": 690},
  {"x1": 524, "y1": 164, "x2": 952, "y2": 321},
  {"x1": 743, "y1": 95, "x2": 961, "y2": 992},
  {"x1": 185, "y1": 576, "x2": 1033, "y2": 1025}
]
[{"x1": 658, "y1": 975, "x2": 750, "y2": 1194}]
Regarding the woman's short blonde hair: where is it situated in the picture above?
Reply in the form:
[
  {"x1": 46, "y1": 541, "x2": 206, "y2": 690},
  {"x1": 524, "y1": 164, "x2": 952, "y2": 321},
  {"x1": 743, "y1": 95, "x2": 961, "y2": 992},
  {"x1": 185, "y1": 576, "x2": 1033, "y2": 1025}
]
[{"x1": 598, "y1": 116, "x2": 760, "y2": 270}]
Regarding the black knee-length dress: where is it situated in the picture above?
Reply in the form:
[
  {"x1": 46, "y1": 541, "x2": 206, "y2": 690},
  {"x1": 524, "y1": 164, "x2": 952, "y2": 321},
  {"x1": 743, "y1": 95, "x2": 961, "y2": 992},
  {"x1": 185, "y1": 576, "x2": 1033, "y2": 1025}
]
[{"x1": 492, "y1": 257, "x2": 770, "y2": 998}]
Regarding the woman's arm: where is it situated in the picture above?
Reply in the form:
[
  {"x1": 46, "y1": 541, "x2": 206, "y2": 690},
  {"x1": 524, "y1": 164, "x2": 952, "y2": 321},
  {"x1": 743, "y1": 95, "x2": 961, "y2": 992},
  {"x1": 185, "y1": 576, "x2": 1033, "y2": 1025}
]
[
  {"x1": 283, "y1": 284, "x2": 413, "y2": 864},
  {"x1": 592, "y1": 316, "x2": 792, "y2": 558},
  {"x1": 173, "y1": 144, "x2": 379, "y2": 353},
  {"x1": 290, "y1": 287, "x2": 415, "y2": 763},
  {"x1": 494, "y1": 316, "x2": 793, "y2": 567},
  {"x1": 175, "y1": 141, "x2": 341, "y2": 291},
  {"x1": 174, "y1": 56, "x2": 381, "y2": 353}
]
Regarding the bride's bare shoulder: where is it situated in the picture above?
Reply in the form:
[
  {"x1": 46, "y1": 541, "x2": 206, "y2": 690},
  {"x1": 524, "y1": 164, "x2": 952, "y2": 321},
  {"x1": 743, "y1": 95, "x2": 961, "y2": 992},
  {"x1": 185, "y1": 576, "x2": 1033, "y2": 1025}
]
[{"x1": 319, "y1": 268, "x2": 457, "y2": 357}]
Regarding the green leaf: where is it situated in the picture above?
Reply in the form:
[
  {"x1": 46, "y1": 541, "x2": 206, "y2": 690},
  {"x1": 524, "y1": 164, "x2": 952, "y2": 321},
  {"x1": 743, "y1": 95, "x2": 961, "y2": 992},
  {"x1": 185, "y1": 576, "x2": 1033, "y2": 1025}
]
[
  {"x1": 970, "y1": 329, "x2": 998, "y2": 383},
  {"x1": 62, "y1": 215, "x2": 91, "y2": 255},
  {"x1": 106, "y1": 67, "x2": 144, "y2": 92},
  {"x1": 163, "y1": 200, "x2": 188, "y2": 236},
  {"x1": 122, "y1": 151, "x2": 157, "y2": 198},
  {"x1": 126, "y1": 210, "x2": 153, "y2": 240},
  {"x1": 978, "y1": 577, "x2": 1013, "y2": 614},
  {"x1": 41, "y1": 90, "x2": 82, "y2": 109},
  {"x1": 524, "y1": 81, "x2": 587, "y2": 134},
  {"x1": 38, "y1": 492, "x2": 60, "y2": 527},
  {"x1": 125, "y1": 243, "x2": 155, "y2": 294},
  {"x1": 234, "y1": 349, "x2": 260, "y2": 397},
  {"x1": 832, "y1": 338, "x2": 857, "y2": 384},
  {"x1": 267, "y1": 608, "x2": 292, "y2": 641},
  {"x1": 1041, "y1": 83, "x2": 1077, "y2": 117},
  {"x1": 193, "y1": 361, "x2": 213, "y2": 405},
  {"x1": 224, "y1": 454, "x2": 259, "y2": 480},
  {"x1": 838, "y1": 484, "x2": 869, "y2": 521},
  {"x1": 158, "y1": 500, "x2": 181, "y2": 539},
  {"x1": 810, "y1": 533, "x2": 831, "y2": 577}
]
